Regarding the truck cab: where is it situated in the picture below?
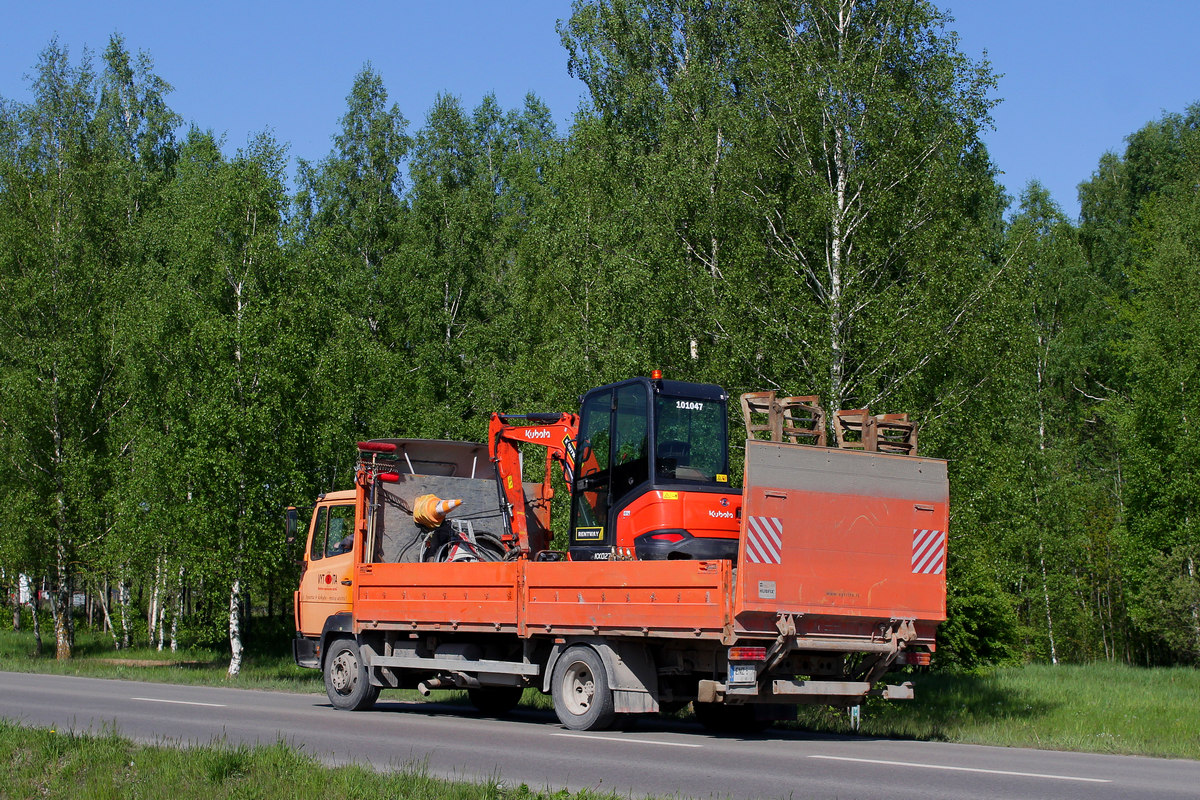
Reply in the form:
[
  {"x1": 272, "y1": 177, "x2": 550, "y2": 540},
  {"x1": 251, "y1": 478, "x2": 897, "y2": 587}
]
[{"x1": 568, "y1": 376, "x2": 742, "y2": 561}]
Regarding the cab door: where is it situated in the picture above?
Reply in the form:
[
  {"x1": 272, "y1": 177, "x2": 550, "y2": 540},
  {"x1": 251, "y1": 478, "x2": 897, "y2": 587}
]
[
  {"x1": 296, "y1": 501, "x2": 356, "y2": 634},
  {"x1": 569, "y1": 382, "x2": 649, "y2": 559},
  {"x1": 569, "y1": 388, "x2": 612, "y2": 559}
]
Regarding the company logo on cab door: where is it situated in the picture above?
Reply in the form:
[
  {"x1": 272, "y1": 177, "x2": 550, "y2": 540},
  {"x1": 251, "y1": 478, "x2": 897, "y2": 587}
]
[{"x1": 317, "y1": 572, "x2": 338, "y2": 588}]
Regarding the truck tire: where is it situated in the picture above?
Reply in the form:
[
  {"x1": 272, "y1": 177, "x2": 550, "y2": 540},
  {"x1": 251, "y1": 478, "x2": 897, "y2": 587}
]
[
  {"x1": 468, "y1": 686, "x2": 525, "y2": 716},
  {"x1": 324, "y1": 637, "x2": 380, "y2": 711},
  {"x1": 551, "y1": 645, "x2": 616, "y2": 731},
  {"x1": 693, "y1": 702, "x2": 770, "y2": 734}
]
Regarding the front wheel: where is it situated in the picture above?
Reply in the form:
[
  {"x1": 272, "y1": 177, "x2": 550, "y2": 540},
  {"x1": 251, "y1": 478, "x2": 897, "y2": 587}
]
[
  {"x1": 324, "y1": 637, "x2": 380, "y2": 711},
  {"x1": 551, "y1": 645, "x2": 616, "y2": 731}
]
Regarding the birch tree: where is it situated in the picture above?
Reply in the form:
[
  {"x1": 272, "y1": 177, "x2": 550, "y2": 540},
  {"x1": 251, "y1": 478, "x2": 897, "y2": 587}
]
[
  {"x1": 1116, "y1": 186, "x2": 1200, "y2": 664},
  {"x1": 557, "y1": 0, "x2": 762, "y2": 389},
  {"x1": 150, "y1": 130, "x2": 296, "y2": 674},
  {"x1": 293, "y1": 65, "x2": 410, "y2": 485},
  {"x1": 0, "y1": 42, "x2": 119, "y2": 659},
  {"x1": 736, "y1": 0, "x2": 1003, "y2": 416},
  {"x1": 559, "y1": 0, "x2": 1005, "y2": 415},
  {"x1": 402, "y1": 93, "x2": 563, "y2": 426}
]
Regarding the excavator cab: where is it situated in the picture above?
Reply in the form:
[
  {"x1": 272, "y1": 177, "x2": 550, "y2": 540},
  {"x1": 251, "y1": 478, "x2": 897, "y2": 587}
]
[{"x1": 568, "y1": 375, "x2": 742, "y2": 561}]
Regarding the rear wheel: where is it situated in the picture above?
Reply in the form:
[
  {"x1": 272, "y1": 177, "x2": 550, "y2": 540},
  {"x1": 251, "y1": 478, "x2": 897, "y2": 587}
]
[
  {"x1": 324, "y1": 637, "x2": 380, "y2": 711},
  {"x1": 551, "y1": 645, "x2": 616, "y2": 731},
  {"x1": 468, "y1": 685, "x2": 525, "y2": 716}
]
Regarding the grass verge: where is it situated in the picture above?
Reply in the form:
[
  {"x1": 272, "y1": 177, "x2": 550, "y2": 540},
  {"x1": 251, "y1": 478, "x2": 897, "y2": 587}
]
[
  {"x1": 794, "y1": 662, "x2": 1200, "y2": 759},
  {"x1": 0, "y1": 720, "x2": 619, "y2": 800},
  {"x1": 0, "y1": 627, "x2": 324, "y2": 694}
]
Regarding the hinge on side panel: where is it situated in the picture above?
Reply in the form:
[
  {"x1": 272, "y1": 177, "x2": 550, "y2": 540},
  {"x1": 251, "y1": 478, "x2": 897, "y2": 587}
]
[{"x1": 758, "y1": 613, "x2": 799, "y2": 676}]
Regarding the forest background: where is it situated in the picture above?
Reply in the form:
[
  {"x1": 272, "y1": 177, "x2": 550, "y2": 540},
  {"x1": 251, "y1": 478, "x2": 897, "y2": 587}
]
[{"x1": 1, "y1": 0, "x2": 1198, "y2": 676}]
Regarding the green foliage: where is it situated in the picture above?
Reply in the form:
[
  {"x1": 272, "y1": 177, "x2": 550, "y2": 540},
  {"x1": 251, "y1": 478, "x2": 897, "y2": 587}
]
[
  {"x1": 2, "y1": 8, "x2": 1200, "y2": 674},
  {"x1": 0, "y1": 721, "x2": 634, "y2": 800},
  {"x1": 936, "y1": 564, "x2": 1022, "y2": 670},
  {"x1": 795, "y1": 662, "x2": 1200, "y2": 759}
]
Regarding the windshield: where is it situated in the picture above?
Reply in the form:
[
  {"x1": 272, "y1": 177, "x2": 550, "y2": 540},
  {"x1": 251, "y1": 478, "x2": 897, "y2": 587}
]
[{"x1": 654, "y1": 395, "x2": 727, "y2": 482}]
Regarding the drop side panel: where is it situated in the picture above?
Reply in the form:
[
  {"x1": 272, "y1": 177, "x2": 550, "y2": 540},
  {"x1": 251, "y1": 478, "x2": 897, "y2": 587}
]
[
  {"x1": 354, "y1": 561, "x2": 521, "y2": 634},
  {"x1": 523, "y1": 560, "x2": 731, "y2": 639}
]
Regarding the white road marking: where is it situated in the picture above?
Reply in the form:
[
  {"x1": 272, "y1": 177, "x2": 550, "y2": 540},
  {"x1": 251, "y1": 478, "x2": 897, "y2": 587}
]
[
  {"x1": 131, "y1": 697, "x2": 227, "y2": 708},
  {"x1": 552, "y1": 733, "x2": 702, "y2": 748},
  {"x1": 809, "y1": 755, "x2": 1111, "y2": 783}
]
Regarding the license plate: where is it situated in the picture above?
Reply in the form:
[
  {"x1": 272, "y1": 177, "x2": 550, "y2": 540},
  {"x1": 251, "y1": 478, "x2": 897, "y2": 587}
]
[{"x1": 728, "y1": 663, "x2": 756, "y2": 685}]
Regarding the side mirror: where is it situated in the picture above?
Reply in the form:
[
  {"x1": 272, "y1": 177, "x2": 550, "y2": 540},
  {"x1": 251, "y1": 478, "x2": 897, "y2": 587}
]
[{"x1": 285, "y1": 506, "x2": 299, "y2": 545}]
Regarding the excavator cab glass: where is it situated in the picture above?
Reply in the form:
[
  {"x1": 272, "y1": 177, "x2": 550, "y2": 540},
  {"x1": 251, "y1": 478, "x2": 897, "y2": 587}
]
[
  {"x1": 610, "y1": 383, "x2": 650, "y2": 504},
  {"x1": 654, "y1": 394, "x2": 727, "y2": 483}
]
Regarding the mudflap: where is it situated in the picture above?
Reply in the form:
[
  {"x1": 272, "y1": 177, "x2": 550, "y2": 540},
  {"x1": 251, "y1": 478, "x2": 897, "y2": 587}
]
[{"x1": 293, "y1": 635, "x2": 319, "y2": 669}]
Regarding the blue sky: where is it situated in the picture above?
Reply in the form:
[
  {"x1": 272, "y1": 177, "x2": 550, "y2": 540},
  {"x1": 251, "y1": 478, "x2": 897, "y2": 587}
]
[{"x1": 2, "y1": 1, "x2": 1197, "y2": 220}]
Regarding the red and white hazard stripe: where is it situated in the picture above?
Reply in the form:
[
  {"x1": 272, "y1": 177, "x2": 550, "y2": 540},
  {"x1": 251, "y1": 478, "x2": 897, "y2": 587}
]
[
  {"x1": 746, "y1": 516, "x2": 783, "y2": 564},
  {"x1": 911, "y1": 529, "x2": 946, "y2": 574}
]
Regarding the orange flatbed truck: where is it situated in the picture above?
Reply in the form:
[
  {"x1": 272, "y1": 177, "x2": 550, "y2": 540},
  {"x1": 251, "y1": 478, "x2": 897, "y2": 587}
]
[{"x1": 291, "y1": 379, "x2": 948, "y2": 732}]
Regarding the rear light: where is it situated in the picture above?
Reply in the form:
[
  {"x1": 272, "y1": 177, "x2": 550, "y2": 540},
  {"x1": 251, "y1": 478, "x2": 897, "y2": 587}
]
[
  {"x1": 358, "y1": 441, "x2": 397, "y2": 453},
  {"x1": 728, "y1": 646, "x2": 767, "y2": 661},
  {"x1": 898, "y1": 650, "x2": 931, "y2": 666},
  {"x1": 727, "y1": 646, "x2": 765, "y2": 686},
  {"x1": 650, "y1": 532, "x2": 684, "y2": 542},
  {"x1": 377, "y1": 472, "x2": 400, "y2": 483}
]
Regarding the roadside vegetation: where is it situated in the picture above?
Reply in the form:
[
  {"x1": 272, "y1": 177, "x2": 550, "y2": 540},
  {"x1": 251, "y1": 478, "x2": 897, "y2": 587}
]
[
  {"x1": 4, "y1": 625, "x2": 1198, "y2": 760},
  {"x1": 796, "y1": 663, "x2": 1200, "y2": 760},
  {"x1": 0, "y1": 627, "x2": 321, "y2": 693},
  {"x1": 0, "y1": 720, "x2": 619, "y2": 800}
]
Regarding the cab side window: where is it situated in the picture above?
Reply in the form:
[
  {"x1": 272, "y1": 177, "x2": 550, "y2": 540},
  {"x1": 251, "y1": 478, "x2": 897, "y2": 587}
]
[
  {"x1": 326, "y1": 505, "x2": 355, "y2": 556},
  {"x1": 309, "y1": 505, "x2": 356, "y2": 560},
  {"x1": 309, "y1": 508, "x2": 329, "y2": 561}
]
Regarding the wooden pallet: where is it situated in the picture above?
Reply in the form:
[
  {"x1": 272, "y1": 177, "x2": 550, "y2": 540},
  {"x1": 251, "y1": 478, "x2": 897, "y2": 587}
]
[{"x1": 740, "y1": 391, "x2": 827, "y2": 446}]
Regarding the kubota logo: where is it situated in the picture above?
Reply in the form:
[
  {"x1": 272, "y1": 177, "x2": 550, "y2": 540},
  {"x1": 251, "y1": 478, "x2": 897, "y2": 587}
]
[
  {"x1": 708, "y1": 509, "x2": 735, "y2": 519},
  {"x1": 524, "y1": 428, "x2": 552, "y2": 439}
]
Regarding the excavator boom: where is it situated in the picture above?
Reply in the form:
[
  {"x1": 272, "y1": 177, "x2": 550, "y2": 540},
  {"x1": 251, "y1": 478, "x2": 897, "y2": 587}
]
[{"x1": 487, "y1": 411, "x2": 579, "y2": 556}]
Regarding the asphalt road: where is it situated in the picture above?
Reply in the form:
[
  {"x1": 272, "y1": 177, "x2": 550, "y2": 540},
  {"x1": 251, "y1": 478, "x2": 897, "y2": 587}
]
[{"x1": 2, "y1": 671, "x2": 1198, "y2": 800}]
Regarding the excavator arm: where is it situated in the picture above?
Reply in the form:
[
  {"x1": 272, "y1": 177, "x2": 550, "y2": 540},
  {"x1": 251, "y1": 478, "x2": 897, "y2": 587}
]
[{"x1": 487, "y1": 412, "x2": 579, "y2": 557}]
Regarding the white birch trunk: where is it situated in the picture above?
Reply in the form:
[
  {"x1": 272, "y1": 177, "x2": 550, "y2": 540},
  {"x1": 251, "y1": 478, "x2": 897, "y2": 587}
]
[
  {"x1": 227, "y1": 576, "x2": 243, "y2": 677},
  {"x1": 156, "y1": 588, "x2": 167, "y2": 652},
  {"x1": 227, "y1": 248, "x2": 248, "y2": 679},
  {"x1": 170, "y1": 566, "x2": 183, "y2": 652},
  {"x1": 96, "y1": 577, "x2": 117, "y2": 649},
  {"x1": 826, "y1": 3, "x2": 851, "y2": 416},
  {"x1": 51, "y1": 374, "x2": 73, "y2": 661},
  {"x1": 147, "y1": 553, "x2": 162, "y2": 647},
  {"x1": 1035, "y1": 332, "x2": 1058, "y2": 665},
  {"x1": 118, "y1": 575, "x2": 130, "y2": 650}
]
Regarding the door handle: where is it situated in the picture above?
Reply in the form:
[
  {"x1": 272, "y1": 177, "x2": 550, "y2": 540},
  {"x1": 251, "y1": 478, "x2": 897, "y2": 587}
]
[{"x1": 340, "y1": 579, "x2": 352, "y2": 586}]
